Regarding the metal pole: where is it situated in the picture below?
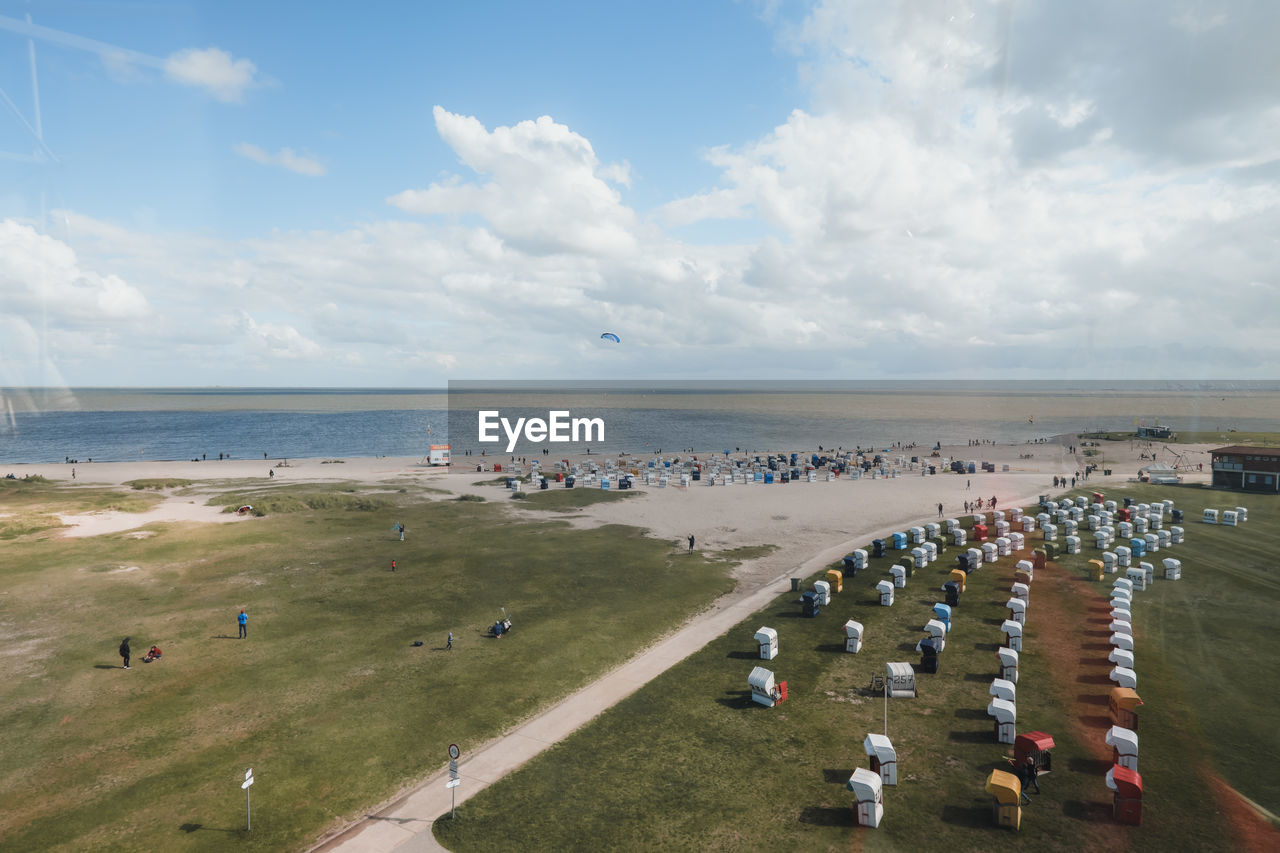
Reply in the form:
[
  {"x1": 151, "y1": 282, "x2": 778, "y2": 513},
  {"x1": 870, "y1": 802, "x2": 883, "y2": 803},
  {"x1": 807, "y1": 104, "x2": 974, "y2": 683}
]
[
  {"x1": 451, "y1": 785, "x2": 456, "y2": 820},
  {"x1": 246, "y1": 786, "x2": 251, "y2": 831},
  {"x1": 883, "y1": 680, "x2": 888, "y2": 737}
]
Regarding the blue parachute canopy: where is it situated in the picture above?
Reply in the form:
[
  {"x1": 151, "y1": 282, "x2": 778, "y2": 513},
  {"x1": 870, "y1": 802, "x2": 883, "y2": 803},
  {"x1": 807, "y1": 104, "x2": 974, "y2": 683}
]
[{"x1": 600, "y1": 332, "x2": 620, "y2": 343}]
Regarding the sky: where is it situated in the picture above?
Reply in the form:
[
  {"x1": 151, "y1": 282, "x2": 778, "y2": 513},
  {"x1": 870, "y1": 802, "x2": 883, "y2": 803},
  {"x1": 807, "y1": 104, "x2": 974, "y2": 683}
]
[{"x1": 1, "y1": 0, "x2": 1278, "y2": 387}]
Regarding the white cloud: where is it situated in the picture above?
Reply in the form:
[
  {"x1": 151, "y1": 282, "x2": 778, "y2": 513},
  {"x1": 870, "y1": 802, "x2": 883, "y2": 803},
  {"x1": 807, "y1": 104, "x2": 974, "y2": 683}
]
[
  {"x1": 388, "y1": 107, "x2": 641, "y2": 256},
  {"x1": 234, "y1": 143, "x2": 327, "y2": 176},
  {"x1": 164, "y1": 47, "x2": 260, "y2": 103}
]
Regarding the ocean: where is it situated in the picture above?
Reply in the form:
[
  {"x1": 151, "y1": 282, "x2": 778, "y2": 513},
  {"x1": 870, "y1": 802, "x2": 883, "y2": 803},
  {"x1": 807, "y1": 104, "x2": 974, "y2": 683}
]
[{"x1": 3, "y1": 382, "x2": 1280, "y2": 464}]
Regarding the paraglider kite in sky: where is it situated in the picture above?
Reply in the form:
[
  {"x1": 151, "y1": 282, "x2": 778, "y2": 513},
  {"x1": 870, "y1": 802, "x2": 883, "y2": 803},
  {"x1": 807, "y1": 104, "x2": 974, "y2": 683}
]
[{"x1": 600, "y1": 332, "x2": 620, "y2": 343}]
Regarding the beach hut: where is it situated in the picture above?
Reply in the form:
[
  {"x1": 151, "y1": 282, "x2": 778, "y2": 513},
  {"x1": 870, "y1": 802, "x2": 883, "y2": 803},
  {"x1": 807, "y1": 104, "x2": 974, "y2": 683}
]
[
  {"x1": 1015, "y1": 731, "x2": 1055, "y2": 776},
  {"x1": 748, "y1": 666, "x2": 786, "y2": 707},
  {"x1": 1110, "y1": 687, "x2": 1143, "y2": 729},
  {"x1": 911, "y1": 547, "x2": 927, "y2": 569},
  {"x1": 754, "y1": 627, "x2": 778, "y2": 661},
  {"x1": 1011, "y1": 582, "x2": 1029, "y2": 605},
  {"x1": 1170, "y1": 525, "x2": 1184, "y2": 544},
  {"x1": 966, "y1": 547, "x2": 984, "y2": 571},
  {"x1": 985, "y1": 770, "x2": 1022, "y2": 830},
  {"x1": 944, "y1": 517, "x2": 960, "y2": 534},
  {"x1": 1143, "y1": 532, "x2": 1159, "y2": 554},
  {"x1": 1088, "y1": 559, "x2": 1106, "y2": 581},
  {"x1": 1222, "y1": 510, "x2": 1238, "y2": 526},
  {"x1": 1009, "y1": 531, "x2": 1025, "y2": 551},
  {"x1": 932, "y1": 603, "x2": 952, "y2": 632},
  {"x1": 1094, "y1": 531, "x2": 1110, "y2": 550},
  {"x1": 813, "y1": 580, "x2": 831, "y2": 606},
  {"x1": 1110, "y1": 595, "x2": 1132, "y2": 613},
  {"x1": 1236, "y1": 506, "x2": 1248, "y2": 522},
  {"x1": 1125, "y1": 567, "x2": 1147, "y2": 591},
  {"x1": 1088, "y1": 514, "x2": 1101, "y2": 531},
  {"x1": 864, "y1": 733, "x2": 898, "y2": 785},
  {"x1": 845, "y1": 550, "x2": 869, "y2": 572},
  {"x1": 925, "y1": 522, "x2": 941, "y2": 540},
  {"x1": 1162, "y1": 558, "x2": 1182, "y2": 580},
  {"x1": 973, "y1": 523, "x2": 989, "y2": 542},
  {"x1": 982, "y1": 542, "x2": 999, "y2": 563},
  {"x1": 847, "y1": 767, "x2": 884, "y2": 828},
  {"x1": 1065, "y1": 535, "x2": 1081, "y2": 555},
  {"x1": 910, "y1": 526, "x2": 926, "y2": 544},
  {"x1": 923, "y1": 541, "x2": 938, "y2": 563},
  {"x1": 953, "y1": 528, "x2": 967, "y2": 546},
  {"x1": 1010, "y1": 507, "x2": 1024, "y2": 523},
  {"x1": 997, "y1": 647, "x2": 1019, "y2": 682},
  {"x1": 876, "y1": 580, "x2": 895, "y2": 606},
  {"x1": 890, "y1": 565, "x2": 907, "y2": 588},
  {"x1": 1102, "y1": 552, "x2": 1118, "y2": 573},
  {"x1": 1001, "y1": 619, "x2": 1023, "y2": 652},
  {"x1": 987, "y1": 698, "x2": 1017, "y2": 744},
  {"x1": 891, "y1": 532, "x2": 909, "y2": 550},
  {"x1": 919, "y1": 619, "x2": 947, "y2": 652},
  {"x1": 1022, "y1": 515, "x2": 1037, "y2": 533},
  {"x1": 990, "y1": 678, "x2": 1016, "y2": 703},
  {"x1": 1064, "y1": 519, "x2": 1079, "y2": 537},
  {"x1": 872, "y1": 538, "x2": 886, "y2": 558},
  {"x1": 844, "y1": 619, "x2": 864, "y2": 653},
  {"x1": 1113, "y1": 577, "x2": 1133, "y2": 594},
  {"x1": 1107, "y1": 725, "x2": 1139, "y2": 771},
  {"x1": 1042, "y1": 523, "x2": 1058, "y2": 541},
  {"x1": 1115, "y1": 545, "x2": 1132, "y2": 567},
  {"x1": 825, "y1": 569, "x2": 843, "y2": 593},
  {"x1": 886, "y1": 661, "x2": 917, "y2": 697},
  {"x1": 1106, "y1": 765, "x2": 1144, "y2": 826},
  {"x1": 1032, "y1": 549, "x2": 1047, "y2": 571},
  {"x1": 1110, "y1": 632, "x2": 1134, "y2": 652},
  {"x1": 1202, "y1": 509, "x2": 1218, "y2": 524},
  {"x1": 1156, "y1": 529, "x2": 1171, "y2": 549},
  {"x1": 1118, "y1": 520, "x2": 1134, "y2": 540},
  {"x1": 1109, "y1": 647, "x2": 1135, "y2": 670},
  {"x1": 1006, "y1": 598, "x2": 1026, "y2": 625},
  {"x1": 802, "y1": 591, "x2": 821, "y2": 617},
  {"x1": 949, "y1": 569, "x2": 967, "y2": 594},
  {"x1": 1110, "y1": 667, "x2": 1138, "y2": 689},
  {"x1": 943, "y1": 580, "x2": 960, "y2": 607},
  {"x1": 996, "y1": 536, "x2": 1011, "y2": 556},
  {"x1": 1138, "y1": 561, "x2": 1155, "y2": 586}
]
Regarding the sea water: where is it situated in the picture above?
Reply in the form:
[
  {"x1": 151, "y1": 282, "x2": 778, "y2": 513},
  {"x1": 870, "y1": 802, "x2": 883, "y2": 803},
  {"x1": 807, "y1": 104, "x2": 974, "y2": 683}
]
[{"x1": 2, "y1": 382, "x2": 1279, "y2": 464}]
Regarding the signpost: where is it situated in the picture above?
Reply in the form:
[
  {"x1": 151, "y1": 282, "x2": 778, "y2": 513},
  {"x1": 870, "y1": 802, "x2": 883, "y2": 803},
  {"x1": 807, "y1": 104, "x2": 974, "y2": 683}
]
[
  {"x1": 241, "y1": 768, "x2": 255, "y2": 830},
  {"x1": 447, "y1": 745, "x2": 461, "y2": 819}
]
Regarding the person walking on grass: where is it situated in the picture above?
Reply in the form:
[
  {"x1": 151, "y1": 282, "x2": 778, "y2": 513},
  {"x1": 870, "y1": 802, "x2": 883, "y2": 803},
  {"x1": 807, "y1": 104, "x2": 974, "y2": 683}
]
[
  {"x1": 688, "y1": 534, "x2": 695, "y2": 553},
  {"x1": 119, "y1": 636, "x2": 131, "y2": 669},
  {"x1": 447, "y1": 631, "x2": 453, "y2": 651},
  {"x1": 398, "y1": 522, "x2": 406, "y2": 542},
  {"x1": 238, "y1": 609, "x2": 248, "y2": 639}
]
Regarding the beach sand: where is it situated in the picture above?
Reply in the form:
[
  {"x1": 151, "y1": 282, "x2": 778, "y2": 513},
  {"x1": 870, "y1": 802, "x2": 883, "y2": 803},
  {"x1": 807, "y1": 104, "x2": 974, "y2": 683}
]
[{"x1": 14, "y1": 435, "x2": 1217, "y2": 582}]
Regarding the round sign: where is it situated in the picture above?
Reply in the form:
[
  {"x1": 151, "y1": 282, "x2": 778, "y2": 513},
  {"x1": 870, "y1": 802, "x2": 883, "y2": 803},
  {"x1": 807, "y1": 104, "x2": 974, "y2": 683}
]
[{"x1": 448, "y1": 743, "x2": 460, "y2": 760}]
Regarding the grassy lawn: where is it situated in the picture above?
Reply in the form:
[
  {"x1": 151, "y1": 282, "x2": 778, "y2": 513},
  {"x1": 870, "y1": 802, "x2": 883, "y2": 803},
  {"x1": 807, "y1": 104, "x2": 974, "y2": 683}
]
[
  {"x1": 0, "y1": 477, "x2": 163, "y2": 539},
  {"x1": 0, "y1": 481, "x2": 735, "y2": 852},
  {"x1": 515, "y1": 488, "x2": 639, "y2": 511},
  {"x1": 436, "y1": 485, "x2": 1280, "y2": 852}
]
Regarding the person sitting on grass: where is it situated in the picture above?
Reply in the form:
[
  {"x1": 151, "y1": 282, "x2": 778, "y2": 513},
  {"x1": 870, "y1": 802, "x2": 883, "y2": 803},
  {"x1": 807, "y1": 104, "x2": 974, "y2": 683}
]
[{"x1": 143, "y1": 645, "x2": 162, "y2": 662}]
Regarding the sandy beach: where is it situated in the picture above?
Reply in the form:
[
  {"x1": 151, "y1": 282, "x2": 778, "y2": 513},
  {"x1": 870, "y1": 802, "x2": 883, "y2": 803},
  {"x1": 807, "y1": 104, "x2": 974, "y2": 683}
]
[{"x1": 18, "y1": 436, "x2": 1216, "y2": 580}]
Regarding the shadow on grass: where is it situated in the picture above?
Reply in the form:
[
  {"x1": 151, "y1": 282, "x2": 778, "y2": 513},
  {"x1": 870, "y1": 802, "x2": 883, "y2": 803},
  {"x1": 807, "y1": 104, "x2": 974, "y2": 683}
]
[
  {"x1": 897, "y1": 642, "x2": 920, "y2": 653},
  {"x1": 1082, "y1": 642, "x2": 1112, "y2": 651},
  {"x1": 963, "y1": 672, "x2": 991, "y2": 683},
  {"x1": 1062, "y1": 799, "x2": 1113, "y2": 822},
  {"x1": 178, "y1": 823, "x2": 238, "y2": 833},
  {"x1": 715, "y1": 690, "x2": 755, "y2": 710},
  {"x1": 1076, "y1": 673, "x2": 1112, "y2": 685},
  {"x1": 726, "y1": 650, "x2": 758, "y2": 660},
  {"x1": 940, "y1": 803, "x2": 990, "y2": 828},
  {"x1": 949, "y1": 729, "x2": 991, "y2": 744},
  {"x1": 954, "y1": 707, "x2": 989, "y2": 720},
  {"x1": 1087, "y1": 617, "x2": 1111, "y2": 625},
  {"x1": 798, "y1": 805, "x2": 855, "y2": 827},
  {"x1": 822, "y1": 768, "x2": 852, "y2": 784},
  {"x1": 1076, "y1": 693, "x2": 1108, "y2": 706},
  {"x1": 1084, "y1": 629, "x2": 1111, "y2": 637},
  {"x1": 1080, "y1": 714, "x2": 1112, "y2": 730},
  {"x1": 813, "y1": 643, "x2": 846, "y2": 654},
  {"x1": 1068, "y1": 756, "x2": 1113, "y2": 774},
  {"x1": 94, "y1": 664, "x2": 119, "y2": 670},
  {"x1": 774, "y1": 611, "x2": 806, "y2": 619},
  {"x1": 210, "y1": 635, "x2": 238, "y2": 640},
  {"x1": 981, "y1": 616, "x2": 1005, "y2": 626},
  {"x1": 973, "y1": 641, "x2": 999, "y2": 652}
]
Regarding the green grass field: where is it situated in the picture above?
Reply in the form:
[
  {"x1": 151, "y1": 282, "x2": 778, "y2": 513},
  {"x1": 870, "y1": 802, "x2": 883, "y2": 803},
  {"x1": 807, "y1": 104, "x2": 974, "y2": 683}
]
[
  {"x1": 0, "y1": 480, "x2": 735, "y2": 852},
  {"x1": 435, "y1": 485, "x2": 1280, "y2": 852}
]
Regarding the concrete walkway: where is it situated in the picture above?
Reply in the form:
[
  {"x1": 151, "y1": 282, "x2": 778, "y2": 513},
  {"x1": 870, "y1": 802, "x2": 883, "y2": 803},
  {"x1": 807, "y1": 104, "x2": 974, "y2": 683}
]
[{"x1": 312, "y1": 492, "x2": 1048, "y2": 852}]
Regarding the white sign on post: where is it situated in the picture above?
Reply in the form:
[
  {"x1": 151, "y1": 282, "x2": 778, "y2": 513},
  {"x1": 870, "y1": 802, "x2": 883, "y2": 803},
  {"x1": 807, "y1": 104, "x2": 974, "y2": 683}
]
[
  {"x1": 242, "y1": 768, "x2": 254, "y2": 830},
  {"x1": 446, "y1": 745, "x2": 461, "y2": 818}
]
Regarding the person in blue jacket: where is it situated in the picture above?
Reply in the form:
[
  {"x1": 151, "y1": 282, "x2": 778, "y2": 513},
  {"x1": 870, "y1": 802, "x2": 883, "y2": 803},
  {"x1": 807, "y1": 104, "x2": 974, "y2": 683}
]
[{"x1": 238, "y1": 609, "x2": 248, "y2": 639}]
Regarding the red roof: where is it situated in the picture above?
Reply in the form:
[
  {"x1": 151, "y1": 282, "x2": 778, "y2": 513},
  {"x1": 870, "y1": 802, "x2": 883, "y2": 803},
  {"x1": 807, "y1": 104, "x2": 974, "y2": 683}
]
[{"x1": 1016, "y1": 731, "x2": 1056, "y2": 750}]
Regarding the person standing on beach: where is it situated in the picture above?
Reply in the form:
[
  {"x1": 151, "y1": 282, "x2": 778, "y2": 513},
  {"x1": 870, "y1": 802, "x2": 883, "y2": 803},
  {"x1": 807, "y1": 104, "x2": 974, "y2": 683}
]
[
  {"x1": 119, "y1": 637, "x2": 131, "y2": 669},
  {"x1": 937, "y1": 502, "x2": 943, "y2": 518},
  {"x1": 238, "y1": 609, "x2": 248, "y2": 639},
  {"x1": 688, "y1": 534, "x2": 695, "y2": 552}
]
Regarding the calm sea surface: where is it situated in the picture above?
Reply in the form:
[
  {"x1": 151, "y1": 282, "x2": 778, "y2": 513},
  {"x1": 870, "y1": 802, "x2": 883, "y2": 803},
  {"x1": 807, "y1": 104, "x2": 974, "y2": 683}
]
[{"x1": 2, "y1": 383, "x2": 1279, "y2": 464}]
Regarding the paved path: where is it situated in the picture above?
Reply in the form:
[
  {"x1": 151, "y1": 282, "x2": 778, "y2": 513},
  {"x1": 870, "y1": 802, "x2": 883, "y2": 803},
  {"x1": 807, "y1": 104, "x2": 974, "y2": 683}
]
[{"x1": 312, "y1": 491, "x2": 1048, "y2": 853}]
